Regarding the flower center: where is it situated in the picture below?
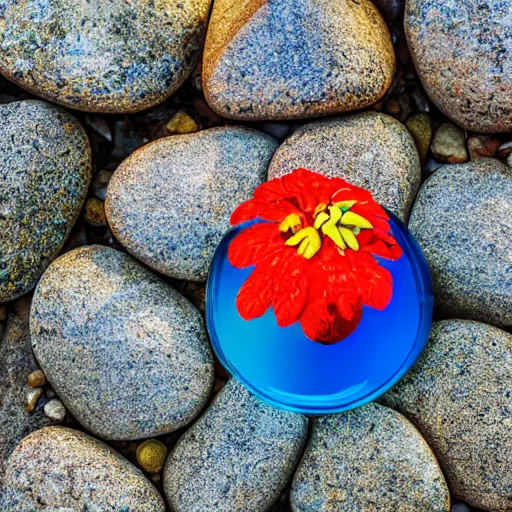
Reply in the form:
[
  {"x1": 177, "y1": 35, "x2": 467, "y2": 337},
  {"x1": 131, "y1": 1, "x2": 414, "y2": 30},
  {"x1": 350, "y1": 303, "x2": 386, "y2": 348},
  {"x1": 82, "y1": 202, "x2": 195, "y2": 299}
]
[{"x1": 280, "y1": 201, "x2": 373, "y2": 259}]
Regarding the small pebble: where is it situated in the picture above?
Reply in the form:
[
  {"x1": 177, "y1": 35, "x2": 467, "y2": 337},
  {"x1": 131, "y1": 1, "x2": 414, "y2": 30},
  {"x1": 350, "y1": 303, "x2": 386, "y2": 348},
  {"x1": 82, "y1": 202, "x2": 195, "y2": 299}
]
[
  {"x1": 386, "y1": 99, "x2": 401, "y2": 115},
  {"x1": 137, "y1": 439, "x2": 168, "y2": 474},
  {"x1": 43, "y1": 399, "x2": 66, "y2": 422},
  {"x1": 45, "y1": 389, "x2": 56, "y2": 399},
  {"x1": 451, "y1": 503, "x2": 471, "y2": 512},
  {"x1": 84, "y1": 198, "x2": 107, "y2": 227},
  {"x1": 406, "y1": 113, "x2": 432, "y2": 163},
  {"x1": 91, "y1": 170, "x2": 114, "y2": 200},
  {"x1": 260, "y1": 123, "x2": 292, "y2": 139},
  {"x1": 0, "y1": 306, "x2": 6, "y2": 322},
  {"x1": 507, "y1": 153, "x2": 512, "y2": 168},
  {"x1": 468, "y1": 135, "x2": 501, "y2": 160},
  {"x1": 166, "y1": 111, "x2": 199, "y2": 134},
  {"x1": 498, "y1": 141, "x2": 512, "y2": 159},
  {"x1": 431, "y1": 123, "x2": 468, "y2": 163},
  {"x1": 27, "y1": 370, "x2": 46, "y2": 388},
  {"x1": 25, "y1": 388, "x2": 42, "y2": 413}
]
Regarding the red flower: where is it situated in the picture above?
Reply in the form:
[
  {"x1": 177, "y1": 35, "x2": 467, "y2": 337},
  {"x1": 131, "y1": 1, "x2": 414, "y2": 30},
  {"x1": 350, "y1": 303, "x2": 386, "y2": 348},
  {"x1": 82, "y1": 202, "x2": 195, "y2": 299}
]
[{"x1": 228, "y1": 169, "x2": 402, "y2": 345}]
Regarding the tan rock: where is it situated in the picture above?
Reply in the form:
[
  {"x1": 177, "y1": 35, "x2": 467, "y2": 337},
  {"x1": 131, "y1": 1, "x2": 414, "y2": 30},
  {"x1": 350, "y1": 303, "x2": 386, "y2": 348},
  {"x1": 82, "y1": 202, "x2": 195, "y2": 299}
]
[{"x1": 203, "y1": 0, "x2": 395, "y2": 121}]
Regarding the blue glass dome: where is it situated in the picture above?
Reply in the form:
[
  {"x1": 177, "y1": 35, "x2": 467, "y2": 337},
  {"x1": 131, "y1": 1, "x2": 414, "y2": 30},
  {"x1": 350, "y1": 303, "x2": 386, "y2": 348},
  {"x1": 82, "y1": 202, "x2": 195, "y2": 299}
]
[{"x1": 206, "y1": 211, "x2": 433, "y2": 415}]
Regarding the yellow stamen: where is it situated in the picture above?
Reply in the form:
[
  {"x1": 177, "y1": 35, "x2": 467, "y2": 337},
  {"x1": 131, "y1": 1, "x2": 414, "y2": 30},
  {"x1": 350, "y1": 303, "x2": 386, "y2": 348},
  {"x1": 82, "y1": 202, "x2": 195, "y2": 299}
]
[
  {"x1": 340, "y1": 227, "x2": 359, "y2": 251},
  {"x1": 340, "y1": 211, "x2": 373, "y2": 229},
  {"x1": 314, "y1": 203, "x2": 327, "y2": 217},
  {"x1": 334, "y1": 200, "x2": 357, "y2": 211},
  {"x1": 279, "y1": 213, "x2": 301, "y2": 233},
  {"x1": 314, "y1": 211, "x2": 329, "y2": 229},
  {"x1": 285, "y1": 227, "x2": 322, "y2": 259},
  {"x1": 321, "y1": 206, "x2": 346, "y2": 249}
]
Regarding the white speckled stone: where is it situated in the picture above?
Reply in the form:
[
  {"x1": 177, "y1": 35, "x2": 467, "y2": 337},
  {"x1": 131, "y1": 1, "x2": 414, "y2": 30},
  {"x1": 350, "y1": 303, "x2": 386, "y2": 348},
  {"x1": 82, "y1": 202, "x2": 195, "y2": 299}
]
[
  {"x1": 106, "y1": 127, "x2": 278, "y2": 281},
  {"x1": 30, "y1": 245, "x2": 214, "y2": 441},
  {"x1": 0, "y1": 0, "x2": 212, "y2": 113},
  {"x1": 268, "y1": 112, "x2": 421, "y2": 220},
  {"x1": 409, "y1": 159, "x2": 512, "y2": 328},
  {"x1": 291, "y1": 403, "x2": 450, "y2": 512},
  {"x1": 0, "y1": 427, "x2": 165, "y2": 511},
  {"x1": 163, "y1": 379, "x2": 308, "y2": 512},
  {"x1": 381, "y1": 320, "x2": 512, "y2": 511}
]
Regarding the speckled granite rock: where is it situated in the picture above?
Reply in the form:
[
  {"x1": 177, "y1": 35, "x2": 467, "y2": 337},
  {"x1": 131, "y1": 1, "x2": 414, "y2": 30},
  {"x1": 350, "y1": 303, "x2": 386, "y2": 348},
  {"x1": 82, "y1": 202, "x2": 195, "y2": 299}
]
[
  {"x1": 30, "y1": 245, "x2": 214, "y2": 440},
  {"x1": 0, "y1": 0, "x2": 211, "y2": 113},
  {"x1": 0, "y1": 299, "x2": 52, "y2": 486},
  {"x1": 0, "y1": 426, "x2": 165, "y2": 511},
  {"x1": 203, "y1": 0, "x2": 395, "y2": 121},
  {"x1": 291, "y1": 403, "x2": 450, "y2": 512},
  {"x1": 268, "y1": 113, "x2": 420, "y2": 220},
  {"x1": 163, "y1": 379, "x2": 308, "y2": 512},
  {"x1": 0, "y1": 100, "x2": 91, "y2": 303},
  {"x1": 406, "y1": 0, "x2": 512, "y2": 133},
  {"x1": 409, "y1": 159, "x2": 512, "y2": 327},
  {"x1": 106, "y1": 127, "x2": 277, "y2": 281},
  {"x1": 381, "y1": 320, "x2": 512, "y2": 511}
]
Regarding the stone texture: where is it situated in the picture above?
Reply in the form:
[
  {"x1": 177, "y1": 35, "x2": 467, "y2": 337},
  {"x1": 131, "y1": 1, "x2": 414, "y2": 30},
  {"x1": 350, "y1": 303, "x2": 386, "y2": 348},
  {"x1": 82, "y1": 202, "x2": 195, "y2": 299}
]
[
  {"x1": 431, "y1": 123, "x2": 468, "y2": 164},
  {"x1": 0, "y1": 100, "x2": 91, "y2": 303},
  {"x1": 203, "y1": 0, "x2": 395, "y2": 121},
  {"x1": 291, "y1": 403, "x2": 450, "y2": 512},
  {"x1": 163, "y1": 379, "x2": 308, "y2": 512},
  {"x1": 381, "y1": 320, "x2": 512, "y2": 511},
  {"x1": 106, "y1": 127, "x2": 278, "y2": 281},
  {"x1": 0, "y1": 0, "x2": 211, "y2": 113},
  {"x1": 30, "y1": 245, "x2": 214, "y2": 440},
  {"x1": 406, "y1": 0, "x2": 512, "y2": 133},
  {"x1": 268, "y1": 113, "x2": 421, "y2": 220},
  {"x1": 0, "y1": 426, "x2": 165, "y2": 510},
  {"x1": 0, "y1": 299, "x2": 52, "y2": 486},
  {"x1": 409, "y1": 159, "x2": 512, "y2": 327}
]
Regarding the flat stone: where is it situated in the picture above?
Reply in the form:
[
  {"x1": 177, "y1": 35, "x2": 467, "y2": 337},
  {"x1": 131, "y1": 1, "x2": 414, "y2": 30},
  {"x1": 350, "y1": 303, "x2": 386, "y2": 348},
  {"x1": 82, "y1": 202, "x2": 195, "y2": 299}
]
[
  {"x1": 291, "y1": 403, "x2": 450, "y2": 512},
  {"x1": 203, "y1": 0, "x2": 395, "y2": 121},
  {"x1": 0, "y1": 299, "x2": 52, "y2": 486},
  {"x1": 381, "y1": 320, "x2": 512, "y2": 511},
  {"x1": 405, "y1": 0, "x2": 512, "y2": 133},
  {"x1": 0, "y1": 426, "x2": 165, "y2": 510},
  {"x1": 163, "y1": 379, "x2": 308, "y2": 512},
  {"x1": 268, "y1": 113, "x2": 421, "y2": 220},
  {"x1": 0, "y1": 0, "x2": 211, "y2": 113},
  {"x1": 30, "y1": 245, "x2": 214, "y2": 440},
  {"x1": 106, "y1": 127, "x2": 278, "y2": 281},
  {"x1": 409, "y1": 159, "x2": 512, "y2": 327},
  {"x1": 0, "y1": 100, "x2": 91, "y2": 303}
]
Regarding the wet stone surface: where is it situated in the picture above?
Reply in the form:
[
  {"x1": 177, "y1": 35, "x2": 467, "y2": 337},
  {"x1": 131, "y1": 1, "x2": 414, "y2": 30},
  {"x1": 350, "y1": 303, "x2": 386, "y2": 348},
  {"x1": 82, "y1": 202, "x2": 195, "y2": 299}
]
[
  {"x1": 0, "y1": 0, "x2": 212, "y2": 113},
  {"x1": 30, "y1": 245, "x2": 214, "y2": 441},
  {"x1": 0, "y1": 100, "x2": 91, "y2": 303}
]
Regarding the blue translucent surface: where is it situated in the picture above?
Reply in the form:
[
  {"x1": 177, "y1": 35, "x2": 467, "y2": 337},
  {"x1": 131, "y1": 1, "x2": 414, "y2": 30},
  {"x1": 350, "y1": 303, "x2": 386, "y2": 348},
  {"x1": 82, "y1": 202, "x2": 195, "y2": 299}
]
[{"x1": 206, "y1": 212, "x2": 433, "y2": 414}]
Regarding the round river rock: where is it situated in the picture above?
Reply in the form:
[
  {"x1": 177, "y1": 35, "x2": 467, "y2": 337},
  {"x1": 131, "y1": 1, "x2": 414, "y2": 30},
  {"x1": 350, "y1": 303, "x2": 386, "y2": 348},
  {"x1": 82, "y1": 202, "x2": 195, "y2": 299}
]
[
  {"x1": 381, "y1": 320, "x2": 512, "y2": 511},
  {"x1": 164, "y1": 379, "x2": 309, "y2": 512},
  {"x1": 405, "y1": 0, "x2": 512, "y2": 133},
  {"x1": 203, "y1": 0, "x2": 395, "y2": 121},
  {"x1": 106, "y1": 127, "x2": 278, "y2": 281},
  {"x1": 409, "y1": 159, "x2": 512, "y2": 328},
  {"x1": 0, "y1": 100, "x2": 91, "y2": 303},
  {"x1": 30, "y1": 245, "x2": 214, "y2": 440},
  {"x1": 0, "y1": 0, "x2": 212, "y2": 113},
  {"x1": 0, "y1": 426, "x2": 165, "y2": 511},
  {"x1": 268, "y1": 112, "x2": 421, "y2": 220},
  {"x1": 291, "y1": 403, "x2": 450, "y2": 512}
]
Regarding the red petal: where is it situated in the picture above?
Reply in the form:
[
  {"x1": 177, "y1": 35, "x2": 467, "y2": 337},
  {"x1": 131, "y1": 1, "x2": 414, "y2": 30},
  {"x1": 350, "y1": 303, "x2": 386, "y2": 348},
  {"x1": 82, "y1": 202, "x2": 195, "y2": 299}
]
[
  {"x1": 235, "y1": 262, "x2": 274, "y2": 320},
  {"x1": 228, "y1": 224, "x2": 282, "y2": 268}
]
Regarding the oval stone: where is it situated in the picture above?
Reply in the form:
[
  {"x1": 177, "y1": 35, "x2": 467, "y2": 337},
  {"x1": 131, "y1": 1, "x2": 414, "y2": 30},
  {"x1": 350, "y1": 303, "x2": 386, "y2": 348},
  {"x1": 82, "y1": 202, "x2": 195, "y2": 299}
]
[
  {"x1": 105, "y1": 127, "x2": 278, "y2": 281},
  {"x1": 203, "y1": 0, "x2": 395, "y2": 121},
  {"x1": 291, "y1": 403, "x2": 450, "y2": 512},
  {"x1": 268, "y1": 112, "x2": 421, "y2": 220},
  {"x1": 381, "y1": 320, "x2": 512, "y2": 511},
  {"x1": 405, "y1": 0, "x2": 512, "y2": 133},
  {"x1": 0, "y1": 0, "x2": 211, "y2": 113},
  {"x1": 0, "y1": 426, "x2": 165, "y2": 511},
  {"x1": 30, "y1": 245, "x2": 214, "y2": 440},
  {"x1": 0, "y1": 100, "x2": 91, "y2": 303},
  {"x1": 163, "y1": 379, "x2": 308, "y2": 512},
  {"x1": 409, "y1": 159, "x2": 512, "y2": 328},
  {"x1": 0, "y1": 299, "x2": 52, "y2": 486}
]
